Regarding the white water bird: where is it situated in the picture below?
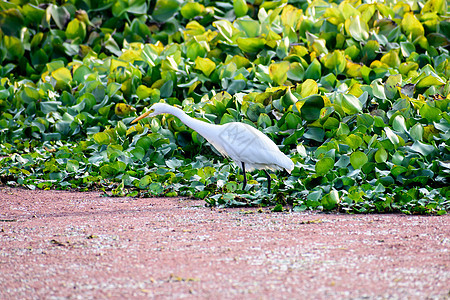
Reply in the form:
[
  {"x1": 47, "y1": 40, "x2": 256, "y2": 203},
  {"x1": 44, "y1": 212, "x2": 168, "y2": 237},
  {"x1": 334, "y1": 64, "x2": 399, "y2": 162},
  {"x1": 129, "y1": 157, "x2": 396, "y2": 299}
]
[{"x1": 131, "y1": 103, "x2": 294, "y2": 193}]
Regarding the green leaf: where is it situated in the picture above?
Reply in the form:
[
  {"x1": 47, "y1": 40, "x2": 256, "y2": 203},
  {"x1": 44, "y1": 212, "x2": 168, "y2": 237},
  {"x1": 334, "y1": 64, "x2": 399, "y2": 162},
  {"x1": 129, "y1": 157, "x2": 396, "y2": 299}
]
[
  {"x1": 322, "y1": 190, "x2": 339, "y2": 211},
  {"x1": 152, "y1": 0, "x2": 179, "y2": 22},
  {"x1": 381, "y1": 49, "x2": 401, "y2": 69},
  {"x1": 272, "y1": 203, "x2": 283, "y2": 212},
  {"x1": 284, "y1": 113, "x2": 302, "y2": 129},
  {"x1": 287, "y1": 62, "x2": 304, "y2": 82},
  {"x1": 3, "y1": 36, "x2": 25, "y2": 61},
  {"x1": 180, "y1": 2, "x2": 204, "y2": 19},
  {"x1": 100, "y1": 163, "x2": 118, "y2": 178},
  {"x1": 384, "y1": 74, "x2": 401, "y2": 100},
  {"x1": 303, "y1": 127, "x2": 325, "y2": 142},
  {"x1": 49, "y1": 4, "x2": 70, "y2": 30},
  {"x1": 234, "y1": 18, "x2": 260, "y2": 38},
  {"x1": 419, "y1": 104, "x2": 442, "y2": 122},
  {"x1": 416, "y1": 74, "x2": 446, "y2": 89},
  {"x1": 40, "y1": 101, "x2": 61, "y2": 114},
  {"x1": 139, "y1": 175, "x2": 152, "y2": 188},
  {"x1": 0, "y1": 7, "x2": 24, "y2": 36},
  {"x1": 323, "y1": 117, "x2": 339, "y2": 129},
  {"x1": 136, "y1": 85, "x2": 154, "y2": 100},
  {"x1": 375, "y1": 148, "x2": 388, "y2": 163},
  {"x1": 160, "y1": 80, "x2": 173, "y2": 98},
  {"x1": 227, "y1": 80, "x2": 246, "y2": 95},
  {"x1": 392, "y1": 115, "x2": 408, "y2": 133},
  {"x1": 345, "y1": 134, "x2": 363, "y2": 150},
  {"x1": 300, "y1": 95, "x2": 324, "y2": 121},
  {"x1": 346, "y1": 15, "x2": 369, "y2": 42},
  {"x1": 322, "y1": 50, "x2": 346, "y2": 76},
  {"x1": 65, "y1": 19, "x2": 86, "y2": 41},
  {"x1": 316, "y1": 157, "x2": 334, "y2": 176},
  {"x1": 340, "y1": 94, "x2": 362, "y2": 115},
  {"x1": 281, "y1": 88, "x2": 298, "y2": 108},
  {"x1": 131, "y1": 147, "x2": 145, "y2": 160},
  {"x1": 391, "y1": 165, "x2": 408, "y2": 177},
  {"x1": 350, "y1": 151, "x2": 368, "y2": 169},
  {"x1": 31, "y1": 48, "x2": 47, "y2": 68},
  {"x1": 236, "y1": 37, "x2": 265, "y2": 53},
  {"x1": 410, "y1": 141, "x2": 435, "y2": 156},
  {"x1": 66, "y1": 160, "x2": 79, "y2": 173},
  {"x1": 213, "y1": 20, "x2": 234, "y2": 43},
  {"x1": 371, "y1": 80, "x2": 387, "y2": 100},
  {"x1": 410, "y1": 123, "x2": 423, "y2": 141},
  {"x1": 400, "y1": 42, "x2": 415, "y2": 58},
  {"x1": 362, "y1": 40, "x2": 379, "y2": 63},
  {"x1": 116, "y1": 121, "x2": 127, "y2": 136},
  {"x1": 257, "y1": 113, "x2": 272, "y2": 128},
  {"x1": 304, "y1": 59, "x2": 321, "y2": 80},
  {"x1": 384, "y1": 127, "x2": 400, "y2": 148},
  {"x1": 73, "y1": 65, "x2": 92, "y2": 84},
  {"x1": 296, "y1": 144, "x2": 307, "y2": 157},
  {"x1": 344, "y1": 45, "x2": 360, "y2": 60},
  {"x1": 136, "y1": 136, "x2": 152, "y2": 150},
  {"x1": 233, "y1": 0, "x2": 248, "y2": 18}
]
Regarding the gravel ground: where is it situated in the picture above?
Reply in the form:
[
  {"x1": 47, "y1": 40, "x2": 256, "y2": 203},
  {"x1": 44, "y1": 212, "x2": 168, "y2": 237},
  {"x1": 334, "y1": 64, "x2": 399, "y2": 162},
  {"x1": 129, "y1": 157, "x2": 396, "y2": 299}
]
[{"x1": 0, "y1": 186, "x2": 449, "y2": 299}]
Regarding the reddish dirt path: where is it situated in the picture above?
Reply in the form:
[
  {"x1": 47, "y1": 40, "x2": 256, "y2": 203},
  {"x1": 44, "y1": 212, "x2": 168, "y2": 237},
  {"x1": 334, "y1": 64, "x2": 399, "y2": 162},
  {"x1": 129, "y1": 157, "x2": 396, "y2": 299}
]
[{"x1": 0, "y1": 186, "x2": 449, "y2": 299}]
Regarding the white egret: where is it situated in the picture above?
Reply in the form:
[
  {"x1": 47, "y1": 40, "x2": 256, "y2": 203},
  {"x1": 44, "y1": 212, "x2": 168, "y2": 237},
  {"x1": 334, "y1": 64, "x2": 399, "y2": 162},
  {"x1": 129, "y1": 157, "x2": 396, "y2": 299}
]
[{"x1": 131, "y1": 103, "x2": 294, "y2": 193}]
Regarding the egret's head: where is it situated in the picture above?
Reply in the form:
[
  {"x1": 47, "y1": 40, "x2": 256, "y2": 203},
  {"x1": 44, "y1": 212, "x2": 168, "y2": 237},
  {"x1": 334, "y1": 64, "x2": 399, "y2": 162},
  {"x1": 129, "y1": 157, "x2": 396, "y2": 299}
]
[{"x1": 131, "y1": 103, "x2": 171, "y2": 124}]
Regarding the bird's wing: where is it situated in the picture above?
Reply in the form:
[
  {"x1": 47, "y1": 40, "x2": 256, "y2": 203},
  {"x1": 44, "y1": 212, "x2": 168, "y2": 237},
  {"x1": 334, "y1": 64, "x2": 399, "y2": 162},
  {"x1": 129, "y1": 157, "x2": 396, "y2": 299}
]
[{"x1": 211, "y1": 123, "x2": 293, "y2": 172}]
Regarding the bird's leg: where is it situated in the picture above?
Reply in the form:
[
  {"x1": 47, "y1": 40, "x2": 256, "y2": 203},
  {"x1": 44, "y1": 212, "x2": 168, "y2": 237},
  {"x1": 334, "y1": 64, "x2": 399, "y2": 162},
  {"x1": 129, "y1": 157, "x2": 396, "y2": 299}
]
[
  {"x1": 263, "y1": 170, "x2": 271, "y2": 194},
  {"x1": 241, "y1": 162, "x2": 247, "y2": 190}
]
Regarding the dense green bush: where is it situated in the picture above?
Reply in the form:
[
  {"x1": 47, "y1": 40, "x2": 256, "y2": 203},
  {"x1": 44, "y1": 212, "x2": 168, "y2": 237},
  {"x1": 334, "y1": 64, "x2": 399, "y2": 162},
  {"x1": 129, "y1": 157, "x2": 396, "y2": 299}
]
[{"x1": 0, "y1": 0, "x2": 449, "y2": 214}]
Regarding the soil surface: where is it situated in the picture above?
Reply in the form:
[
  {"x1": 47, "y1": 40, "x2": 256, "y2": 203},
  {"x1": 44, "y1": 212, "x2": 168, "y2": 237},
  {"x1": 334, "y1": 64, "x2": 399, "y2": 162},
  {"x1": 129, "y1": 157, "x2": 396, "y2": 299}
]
[{"x1": 0, "y1": 186, "x2": 449, "y2": 299}]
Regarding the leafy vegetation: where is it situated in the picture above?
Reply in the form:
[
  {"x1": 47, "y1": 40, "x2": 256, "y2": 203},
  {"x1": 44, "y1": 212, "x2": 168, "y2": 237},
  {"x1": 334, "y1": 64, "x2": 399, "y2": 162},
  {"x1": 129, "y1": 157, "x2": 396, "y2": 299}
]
[{"x1": 0, "y1": 0, "x2": 449, "y2": 214}]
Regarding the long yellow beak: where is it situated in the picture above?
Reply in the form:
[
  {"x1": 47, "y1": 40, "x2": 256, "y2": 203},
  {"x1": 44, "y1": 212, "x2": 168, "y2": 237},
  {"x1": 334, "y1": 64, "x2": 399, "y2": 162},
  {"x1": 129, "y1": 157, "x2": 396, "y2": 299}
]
[{"x1": 130, "y1": 110, "x2": 152, "y2": 124}]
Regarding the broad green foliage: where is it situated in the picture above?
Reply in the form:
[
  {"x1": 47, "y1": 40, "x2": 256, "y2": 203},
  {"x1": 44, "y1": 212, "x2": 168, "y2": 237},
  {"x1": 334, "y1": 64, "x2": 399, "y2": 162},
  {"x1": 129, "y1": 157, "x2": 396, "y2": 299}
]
[{"x1": 0, "y1": 0, "x2": 449, "y2": 214}]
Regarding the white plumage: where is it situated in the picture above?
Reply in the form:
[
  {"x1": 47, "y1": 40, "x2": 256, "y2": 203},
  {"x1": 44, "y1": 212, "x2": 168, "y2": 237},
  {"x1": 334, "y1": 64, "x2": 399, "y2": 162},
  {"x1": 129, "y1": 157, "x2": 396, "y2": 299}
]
[{"x1": 131, "y1": 103, "x2": 294, "y2": 193}]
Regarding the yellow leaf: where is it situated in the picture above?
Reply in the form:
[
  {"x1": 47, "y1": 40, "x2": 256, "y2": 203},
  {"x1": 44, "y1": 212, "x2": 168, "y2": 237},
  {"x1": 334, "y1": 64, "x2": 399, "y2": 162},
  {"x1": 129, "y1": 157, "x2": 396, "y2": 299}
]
[
  {"x1": 348, "y1": 83, "x2": 363, "y2": 97},
  {"x1": 110, "y1": 59, "x2": 128, "y2": 72},
  {"x1": 127, "y1": 123, "x2": 144, "y2": 136},
  {"x1": 281, "y1": 5, "x2": 303, "y2": 28},
  {"x1": 194, "y1": 57, "x2": 216, "y2": 76},
  {"x1": 300, "y1": 79, "x2": 318, "y2": 98},
  {"x1": 236, "y1": 37, "x2": 266, "y2": 53},
  {"x1": 119, "y1": 49, "x2": 142, "y2": 62},
  {"x1": 115, "y1": 103, "x2": 136, "y2": 116},
  {"x1": 188, "y1": 81, "x2": 201, "y2": 94},
  {"x1": 323, "y1": 7, "x2": 344, "y2": 26},
  {"x1": 422, "y1": 0, "x2": 446, "y2": 14},
  {"x1": 52, "y1": 67, "x2": 72, "y2": 89},
  {"x1": 225, "y1": 55, "x2": 250, "y2": 68},
  {"x1": 290, "y1": 45, "x2": 308, "y2": 57},
  {"x1": 380, "y1": 50, "x2": 401, "y2": 68},
  {"x1": 150, "y1": 41, "x2": 164, "y2": 55},
  {"x1": 269, "y1": 61, "x2": 290, "y2": 86},
  {"x1": 136, "y1": 85, "x2": 154, "y2": 100},
  {"x1": 151, "y1": 79, "x2": 165, "y2": 89},
  {"x1": 184, "y1": 21, "x2": 206, "y2": 39},
  {"x1": 401, "y1": 12, "x2": 424, "y2": 41},
  {"x1": 345, "y1": 61, "x2": 362, "y2": 78}
]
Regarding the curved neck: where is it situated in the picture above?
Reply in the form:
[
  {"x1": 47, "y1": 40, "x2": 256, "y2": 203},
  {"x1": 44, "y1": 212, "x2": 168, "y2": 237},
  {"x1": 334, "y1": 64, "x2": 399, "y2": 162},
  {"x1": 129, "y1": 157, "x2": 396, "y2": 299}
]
[{"x1": 168, "y1": 107, "x2": 219, "y2": 141}]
